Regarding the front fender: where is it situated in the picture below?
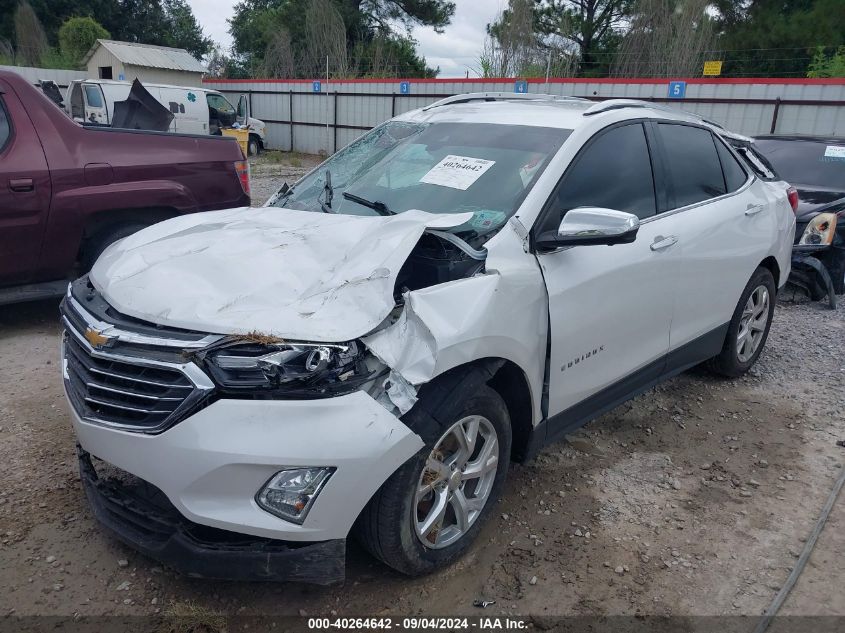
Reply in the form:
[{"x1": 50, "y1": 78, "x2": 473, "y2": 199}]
[{"x1": 363, "y1": 264, "x2": 548, "y2": 427}]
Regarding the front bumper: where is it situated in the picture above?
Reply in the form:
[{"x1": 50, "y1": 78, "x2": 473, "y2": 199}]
[
  {"x1": 78, "y1": 448, "x2": 345, "y2": 584},
  {"x1": 69, "y1": 391, "x2": 423, "y2": 542},
  {"x1": 789, "y1": 251, "x2": 841, "y2": 308}
]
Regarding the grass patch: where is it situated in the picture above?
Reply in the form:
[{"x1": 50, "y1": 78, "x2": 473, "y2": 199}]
[
  {"x1": 162, "y1": 600, "x2": 227, "y2": 633},
  {"x1": 262, "y1": 150, "x2": 307, "y2": 168}
]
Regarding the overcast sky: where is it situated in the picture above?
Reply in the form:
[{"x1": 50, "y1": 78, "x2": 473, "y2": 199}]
[{"x1": 186, "y1": 0, "x2": 506, "y2": 78}]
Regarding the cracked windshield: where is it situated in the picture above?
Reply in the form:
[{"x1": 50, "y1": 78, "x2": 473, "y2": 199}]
[{"x1": 274, "y1": 121, "x2": 570, "y2": 237}]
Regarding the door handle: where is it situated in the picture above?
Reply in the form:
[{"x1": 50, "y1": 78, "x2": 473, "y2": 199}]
[
  {"x1": 745, "y1": 204, "x2": 765, "y2": 216},
  {"x1": 9, "y1": 178, "x2": 34, "y2": 192},
  {"x1": 650, "y1": 235, "x2": 678, "y2": 251}
]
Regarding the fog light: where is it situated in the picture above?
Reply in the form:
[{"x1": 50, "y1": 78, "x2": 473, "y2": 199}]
[{"x1": 256, "y1": 467, "x2": 334, "y2": 524}]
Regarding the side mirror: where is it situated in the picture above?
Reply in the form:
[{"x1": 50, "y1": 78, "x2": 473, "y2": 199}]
[{"x1": 535, "y1": 207, "x2": 640, "y2": 250}]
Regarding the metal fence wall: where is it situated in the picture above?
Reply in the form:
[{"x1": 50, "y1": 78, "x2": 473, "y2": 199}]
[
  {"x1": 203, "y1": 77, "x2": 845, "y2": 153},
  {"x1": 1, "y1": 64, "x2": 87, "y2": 89}
]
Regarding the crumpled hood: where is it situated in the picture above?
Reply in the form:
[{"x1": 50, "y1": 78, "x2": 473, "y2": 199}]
[{"x1": 89, "y1": 207, "x2": 473, "y2": 342}]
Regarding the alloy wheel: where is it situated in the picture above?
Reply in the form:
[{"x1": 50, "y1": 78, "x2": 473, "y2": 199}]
[
  {"x1": 414, "y1": 415, "x2": 499, "y2": 549},
  {"x1": 737, "y1": 284, "x2": 770, "y2": 363}
]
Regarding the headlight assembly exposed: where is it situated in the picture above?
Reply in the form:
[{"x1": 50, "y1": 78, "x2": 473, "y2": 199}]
[
  {"x1": 202, "y1": 340, "x2": 386, "y2": 397},
  {"x1": 798, "y1": 213, "x2": 838, "y2": 247}
]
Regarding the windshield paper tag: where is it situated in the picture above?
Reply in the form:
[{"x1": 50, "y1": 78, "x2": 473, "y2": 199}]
[
  {"x1": 420, "y1": 155, "x2": 496, "y2": 190},
  {"x1": 824, "y1": 146, "x2": 845, "y2": 159}
]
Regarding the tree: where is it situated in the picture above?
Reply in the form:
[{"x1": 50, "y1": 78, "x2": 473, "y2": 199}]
[
  {"x1": 481, "y1": 0, "x2": 554, "y2": 77},
  {"x1": 0, "y1": 0, "x2": 212, "y2": 66},
  {"x1": 807, "y1": 46, "x2": 845, "y2": 78},
  {"x1": 14, "y1": 0, "x2": 49, "y2": 66},
  {"x1": 229, "y1": 0, "x2": 452, "y2": 77},
  {"x1": 161, "y1": 0, "x2": 213, "y2": 58},
  {"x1": 711, "y1": 0, "x2": 845, "y2": 77},
  {"x1": 58, "y1": 16, "x2": 110, "y2": 65},
  {"x1": 488, "y1": 0, "x2": 630, "y2": 77},
  {"x1": 612, "y1": 0, "x2": 716, "y2": 78}
]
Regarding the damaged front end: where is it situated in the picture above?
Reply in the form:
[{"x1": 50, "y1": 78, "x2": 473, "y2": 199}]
[
  {"x1": 179, "y1": 225, "x2": 490, "y2": 416},
  {"x1": 788, "y1": 211, "x2": 843, "y2": 309}
]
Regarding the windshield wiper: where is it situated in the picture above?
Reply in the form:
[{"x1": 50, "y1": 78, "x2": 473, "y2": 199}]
[
  {"x1": 342, "y1": 191, "x2": 396, "y2": 216},
  {"x1": 319, "y1": 170, "x2": 334, "y2": 213}
]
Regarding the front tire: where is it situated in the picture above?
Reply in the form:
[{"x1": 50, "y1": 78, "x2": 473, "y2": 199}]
[
  {"x1": 709, "y1": 267, "x2": 776, "y2": 377},
  {"x1": 356, "y1": 383, "x2": 511, "y2": 576},
  {"x1": 247, "y1": 135, "x2": 260, "y2": 156}
]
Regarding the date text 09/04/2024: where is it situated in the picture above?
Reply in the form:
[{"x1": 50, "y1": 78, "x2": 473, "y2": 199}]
[{"x1": 307, "y1": 617, "x2": 529, "y2": 630}]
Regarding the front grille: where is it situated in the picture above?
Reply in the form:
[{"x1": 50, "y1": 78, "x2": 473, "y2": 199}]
[
  {"x1": 64, "y1": 335, "x2": 197, "y2": 430},
  {"x1": 61, "y1": 290, "x2": 214, "y2": 433}
]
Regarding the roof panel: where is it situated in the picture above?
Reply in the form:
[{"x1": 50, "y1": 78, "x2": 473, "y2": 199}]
[{"x1": 87, "y1": 40, "x2": 205, "y2": 73}]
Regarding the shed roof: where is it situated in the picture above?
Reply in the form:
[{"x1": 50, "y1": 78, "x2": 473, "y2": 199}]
[{"x1": 83, "y1": 40, "x2": 206, "y2": 73}]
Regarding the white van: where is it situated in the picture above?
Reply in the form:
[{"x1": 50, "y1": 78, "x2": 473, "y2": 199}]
[{"x1": 66, "y1": 79, "x2": 267, "y2": 155}]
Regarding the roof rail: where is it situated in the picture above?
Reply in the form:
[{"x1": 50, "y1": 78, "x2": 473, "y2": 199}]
[
  {"x1": 423, "y1": 92, "x2": 591, "y2": 111},
  {"x1": 583, "y1": 99, "x2": 672, "y2": 116},
  {"x1": 583, "y1": 98, "x2": 733, "y2": 132}
]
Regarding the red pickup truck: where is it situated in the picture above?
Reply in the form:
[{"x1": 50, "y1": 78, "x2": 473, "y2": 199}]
[{"x1": 0, "y1": 70, "x2": 251, "y2": 304}]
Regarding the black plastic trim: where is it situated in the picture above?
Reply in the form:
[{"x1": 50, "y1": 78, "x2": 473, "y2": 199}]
[{"x1": 78, "y1": 449, "x2": 345, "y2": 584}]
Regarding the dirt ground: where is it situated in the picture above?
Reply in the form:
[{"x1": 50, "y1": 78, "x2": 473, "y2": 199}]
[
  {"x1": 248, "y1": 150, "x2": 322, "y2": 205},
  {"x1": 0, "y1": 152, "x2": 843, "y2": 624}
]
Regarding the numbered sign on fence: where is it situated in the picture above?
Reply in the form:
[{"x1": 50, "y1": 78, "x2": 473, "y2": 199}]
[
  {"x1": 312, "y1": 80, "x2": 322, "y2": 93},
  {"x1": 400, "y1": 81, "x2": 410, "y2": 94},
  {"x1": 514, "y1": 80, "x2": 528, "y2": 94},
  {"x1": 668, "y1": 81, "x2": 687, "y2": 99}
]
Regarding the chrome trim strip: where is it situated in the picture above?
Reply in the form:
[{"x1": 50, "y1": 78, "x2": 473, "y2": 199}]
[
  {"x1": 86, "y1": 366, "x2": 193, "y2": 390},
  {"x1": 641, "y1": 176, "x2": 755, "y2": 225},
  {"x1": 67, "y1": 289, "x2": 222, "y2": 350},
  {"x1": 82, "y1": 381, "x2": 184, "y2": 402},
  {"x1": 82, "y1": 395, "x2": 171, "y2": 416},
  {"x1": 62, "y1": 316, "x2": 214, "y2": 391}
]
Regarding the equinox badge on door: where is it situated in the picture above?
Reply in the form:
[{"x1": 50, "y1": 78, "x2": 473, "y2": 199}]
[{"x1": 561, "y1": 345, "x2": 605, "y2": 372}]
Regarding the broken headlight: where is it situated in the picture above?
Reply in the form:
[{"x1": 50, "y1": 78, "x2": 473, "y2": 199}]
[
  {"x1": 203, "y1": 340, "x2": 385, "y2": 397},
  {"x1": 798, "y1": 212, "x2": 837, "y2": 247}
]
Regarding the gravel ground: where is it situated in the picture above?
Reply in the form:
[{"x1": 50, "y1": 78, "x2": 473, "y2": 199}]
[
  {"x1": 248, "y1": 150, "x2": 322, "y2": 205},
  {"x1": 0, "y1": 169, "x2": 843, "y2": 624}
]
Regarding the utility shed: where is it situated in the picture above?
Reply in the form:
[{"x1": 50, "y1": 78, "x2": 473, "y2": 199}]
[{"x1": 83, "y1": 40, "x2": 206, "y2": 87}]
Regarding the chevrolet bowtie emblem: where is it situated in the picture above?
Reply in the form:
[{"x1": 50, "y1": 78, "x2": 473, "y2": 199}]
[{"x1": 84, "y1": 327, "x2": 113, "y2": 349}]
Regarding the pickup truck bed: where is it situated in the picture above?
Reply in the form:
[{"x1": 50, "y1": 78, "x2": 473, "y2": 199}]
[{"x1": 0, "y1": 70, "x2": 250, "y2": 303}]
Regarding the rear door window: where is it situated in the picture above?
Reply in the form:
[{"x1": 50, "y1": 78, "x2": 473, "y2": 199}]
[
  {"x1": 0, "y1": 98, "x2": 10, "y2": 152},
  {"x1": 658, "y1": 123, "x2": 726, "y2": 208},
  {"x1": 733, "y1": 144, "x2": 778, "y2": 180},
  {"x1": 714, "y1": 138, "x2": 748, "y2": 192},
  {"x1": 540, "y1": 122, "x2": 657, "y2": 233}
]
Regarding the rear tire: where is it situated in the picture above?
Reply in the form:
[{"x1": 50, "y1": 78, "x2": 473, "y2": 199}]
[
  {"x1": 82, "y1": 223, "x2": 147, "y2": 271},
  {"x1": 355, "y1": 381, "x2": 511, "y2": 576},
  {"x1": 708, "y1": 267, "x2": 776, "y2": 377}
]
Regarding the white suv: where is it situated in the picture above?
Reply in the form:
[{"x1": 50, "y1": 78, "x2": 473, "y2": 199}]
[{"x1": 60, "y1": 93, "x2": 796, "y2": 583}]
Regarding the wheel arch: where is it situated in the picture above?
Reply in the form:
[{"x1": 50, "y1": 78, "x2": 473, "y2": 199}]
[
  {"x1": 759, "y1": 255, "x2": 780, "y2": 289},
  {"x1": 78, "y1": 207, "x2": 181, "y2": 268},
  {"x1": 413, "y1": 357, "x2": 536, "y2": 464}
]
